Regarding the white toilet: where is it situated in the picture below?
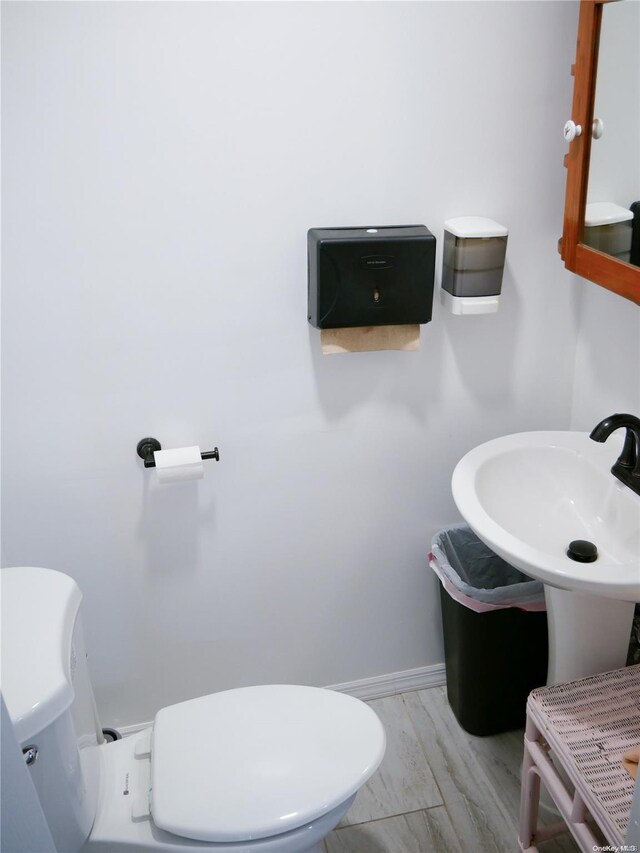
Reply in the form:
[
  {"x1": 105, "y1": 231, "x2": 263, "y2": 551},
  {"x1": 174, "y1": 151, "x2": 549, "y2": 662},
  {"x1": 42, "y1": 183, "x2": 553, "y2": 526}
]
[{"x1": 1, "y1": 567, "x2": 386, "y2": 853}]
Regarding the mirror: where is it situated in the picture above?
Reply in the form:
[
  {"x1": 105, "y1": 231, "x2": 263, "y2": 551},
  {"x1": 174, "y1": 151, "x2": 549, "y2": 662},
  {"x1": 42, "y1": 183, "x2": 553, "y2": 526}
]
[
  {"x1": 561, "y1": 0, "x2": 640, "y2": 305},
  {"x1": 584, "y1": 1, "x2": 640, "y2": 268}
]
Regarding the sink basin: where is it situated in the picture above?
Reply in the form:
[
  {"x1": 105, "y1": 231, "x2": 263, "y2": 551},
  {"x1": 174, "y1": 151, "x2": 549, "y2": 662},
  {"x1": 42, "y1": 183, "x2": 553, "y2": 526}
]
[
  {"x1": 452, "y1": 431, "x2": 640, "y2": 603},
  {"x1": 453, "y1": 430, "x2": 640, "y2": 683}
]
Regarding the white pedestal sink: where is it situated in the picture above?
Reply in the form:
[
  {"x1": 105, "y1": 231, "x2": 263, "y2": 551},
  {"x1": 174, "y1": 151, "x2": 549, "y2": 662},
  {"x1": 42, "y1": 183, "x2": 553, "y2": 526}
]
[{"x1": 452, "y1": 431, "x2": 640, "y2": 684}]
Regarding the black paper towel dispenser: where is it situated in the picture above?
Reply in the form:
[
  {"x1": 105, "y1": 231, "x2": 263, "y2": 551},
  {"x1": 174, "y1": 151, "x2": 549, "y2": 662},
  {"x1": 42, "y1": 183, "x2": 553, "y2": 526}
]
[{"x1": 307, "y1": 225, "x2": 436, "y2": 329}]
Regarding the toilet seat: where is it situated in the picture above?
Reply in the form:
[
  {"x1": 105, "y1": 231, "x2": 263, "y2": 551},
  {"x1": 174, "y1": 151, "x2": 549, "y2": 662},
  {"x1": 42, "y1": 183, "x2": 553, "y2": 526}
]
[{"x1": 149, "y1": 684, "x2": 386, "y2": 844}]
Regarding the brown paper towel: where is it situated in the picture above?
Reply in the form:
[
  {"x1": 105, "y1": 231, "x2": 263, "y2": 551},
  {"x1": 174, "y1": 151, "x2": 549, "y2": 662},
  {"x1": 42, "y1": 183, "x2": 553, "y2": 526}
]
[{"x1": 321, "y1": 324, "x2": 420, "y2": 354}]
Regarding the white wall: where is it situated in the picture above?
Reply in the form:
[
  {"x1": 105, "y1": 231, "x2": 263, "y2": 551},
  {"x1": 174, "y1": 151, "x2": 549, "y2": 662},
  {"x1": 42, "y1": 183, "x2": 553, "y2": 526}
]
[
  {"x1": 2, "y1": 1, "x2": 580, "y2": 728},
  {"x1": 570, "y1": 282, "x2": 640, "y2": 428}
]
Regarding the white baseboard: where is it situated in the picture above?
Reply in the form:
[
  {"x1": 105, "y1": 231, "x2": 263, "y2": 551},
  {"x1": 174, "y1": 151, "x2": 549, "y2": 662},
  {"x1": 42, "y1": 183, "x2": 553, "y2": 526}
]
[
  {"x1": 113, "y1": 663, "x2": 447, "y2": 736},
  {"x1": 326, "y1": 663, "x2": 447, "y2": 702}
]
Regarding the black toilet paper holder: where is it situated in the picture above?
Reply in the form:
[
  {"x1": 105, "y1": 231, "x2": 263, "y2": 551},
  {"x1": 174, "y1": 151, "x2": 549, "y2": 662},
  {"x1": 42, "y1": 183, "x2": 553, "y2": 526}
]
[{"x1": 136, "y1": 437, "x2": 220, "y2": 468}]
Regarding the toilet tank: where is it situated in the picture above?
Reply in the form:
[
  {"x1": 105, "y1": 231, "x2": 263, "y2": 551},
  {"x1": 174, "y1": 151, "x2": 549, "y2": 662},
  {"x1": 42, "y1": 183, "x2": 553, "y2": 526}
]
[{"x1": 1, "y1": 567, "x2": 104, "y2": 852}]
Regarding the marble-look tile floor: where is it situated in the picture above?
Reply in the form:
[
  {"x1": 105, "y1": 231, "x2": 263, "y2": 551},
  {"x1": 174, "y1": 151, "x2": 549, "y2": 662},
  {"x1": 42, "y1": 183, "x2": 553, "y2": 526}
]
[{"x1": 324, "y1": 686, "x2": 579, "y2": 853}]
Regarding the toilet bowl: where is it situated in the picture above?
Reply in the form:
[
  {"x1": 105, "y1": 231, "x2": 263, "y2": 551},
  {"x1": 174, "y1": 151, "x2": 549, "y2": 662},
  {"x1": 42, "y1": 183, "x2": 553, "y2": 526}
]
[{"x1": 1, "y1": 567, "x2": 386, "y2": 853}]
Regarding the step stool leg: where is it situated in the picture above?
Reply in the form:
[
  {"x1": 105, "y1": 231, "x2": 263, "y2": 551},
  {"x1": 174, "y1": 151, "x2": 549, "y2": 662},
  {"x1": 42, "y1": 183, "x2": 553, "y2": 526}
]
[{"x1": 519, "y1": 719, "x2": 542, "y2": 852}]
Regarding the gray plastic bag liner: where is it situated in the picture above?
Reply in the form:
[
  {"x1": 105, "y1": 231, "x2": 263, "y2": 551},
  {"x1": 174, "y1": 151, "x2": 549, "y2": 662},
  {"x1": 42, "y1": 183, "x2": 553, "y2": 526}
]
[{"x1": 430, "y1": 524, "x2": 546, "y2": 613}]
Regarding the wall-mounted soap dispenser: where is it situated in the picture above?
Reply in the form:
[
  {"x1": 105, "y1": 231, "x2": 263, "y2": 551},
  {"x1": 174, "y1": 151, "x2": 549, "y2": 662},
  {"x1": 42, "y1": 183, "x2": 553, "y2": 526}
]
[
  {"x1": 307, "y1": 225, "x2": 436, "y2": 329},
  {"x1": 583, "y1": 203, "x2": 634, "y2": 264},
  {"x1": 440, "y1": 217, "x2": 508, "y2": 315}
]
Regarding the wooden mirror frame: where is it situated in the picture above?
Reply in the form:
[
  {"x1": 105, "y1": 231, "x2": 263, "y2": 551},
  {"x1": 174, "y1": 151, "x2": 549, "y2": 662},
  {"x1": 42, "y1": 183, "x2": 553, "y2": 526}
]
[{"x1": 561, "y1": 0, "x2": 640, "y2": 305}]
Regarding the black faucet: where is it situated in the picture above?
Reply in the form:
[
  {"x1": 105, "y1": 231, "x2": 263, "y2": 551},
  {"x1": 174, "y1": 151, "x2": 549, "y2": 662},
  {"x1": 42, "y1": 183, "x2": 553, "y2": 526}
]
[{"x1": 590, "y1": 413, "x2": 640, "y2": 497}]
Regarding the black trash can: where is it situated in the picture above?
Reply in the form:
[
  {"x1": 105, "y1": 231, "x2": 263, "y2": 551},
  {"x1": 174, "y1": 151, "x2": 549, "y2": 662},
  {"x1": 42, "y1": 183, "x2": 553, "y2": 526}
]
[{"x1": 431, "y1": 525, "x2": 548, "y2": 736}]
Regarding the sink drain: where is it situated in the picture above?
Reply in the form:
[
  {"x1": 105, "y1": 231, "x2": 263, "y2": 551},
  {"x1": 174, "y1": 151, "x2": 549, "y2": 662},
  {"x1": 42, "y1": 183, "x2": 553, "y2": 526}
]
[{"x1": 567, "y1": 540, "x2": 598, "y2": 563}]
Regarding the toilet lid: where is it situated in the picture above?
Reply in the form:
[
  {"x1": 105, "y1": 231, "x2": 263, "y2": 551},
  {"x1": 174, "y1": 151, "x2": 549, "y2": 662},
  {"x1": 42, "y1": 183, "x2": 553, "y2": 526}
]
[{"x1": 150, "y1": 684, "x2": 385, "y2": 843}]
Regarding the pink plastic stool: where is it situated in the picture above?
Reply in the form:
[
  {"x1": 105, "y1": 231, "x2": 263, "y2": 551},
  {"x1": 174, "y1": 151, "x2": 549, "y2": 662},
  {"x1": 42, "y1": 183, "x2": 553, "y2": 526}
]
[{"x1": 518, "y1": 664, "x2": 640, "y2": 852}]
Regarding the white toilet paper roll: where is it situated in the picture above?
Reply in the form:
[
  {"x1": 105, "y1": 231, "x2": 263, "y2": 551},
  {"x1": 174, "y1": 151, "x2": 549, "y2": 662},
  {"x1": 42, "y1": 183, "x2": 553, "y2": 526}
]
[{"x1": 154, "y1": 446, "x2": 204, "y2": 484}]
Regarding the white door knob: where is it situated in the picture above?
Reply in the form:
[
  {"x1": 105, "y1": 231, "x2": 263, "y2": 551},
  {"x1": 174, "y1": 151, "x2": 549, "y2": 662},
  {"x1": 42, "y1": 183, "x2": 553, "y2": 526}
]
[
  {"x1": 563, "y1": 120, "x2": 583, "y2": 142},
  {"x1": 592, "y1": 118, "x2": 604, "y2": 139}
]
